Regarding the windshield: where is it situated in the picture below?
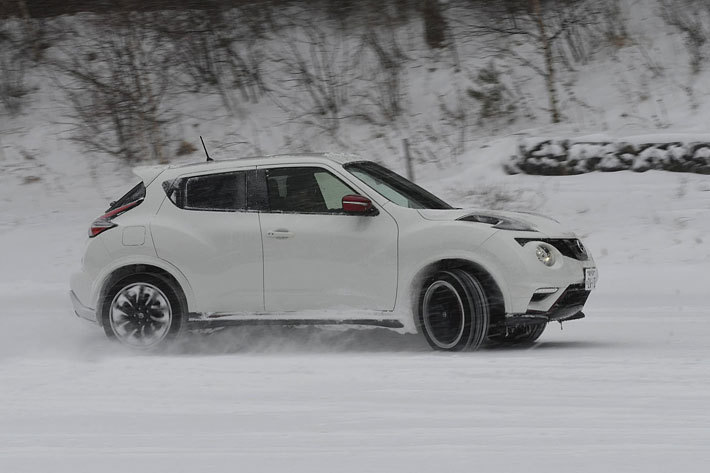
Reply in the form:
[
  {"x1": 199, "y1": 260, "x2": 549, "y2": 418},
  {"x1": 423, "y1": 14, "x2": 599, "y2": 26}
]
[{"x1": 344, "y1": 161, "x2": 452, "y2": 210}]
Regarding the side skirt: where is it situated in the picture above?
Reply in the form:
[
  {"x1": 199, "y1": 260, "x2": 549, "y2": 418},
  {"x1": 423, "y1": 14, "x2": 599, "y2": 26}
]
[{"x1": 186, "y1": 314, "x2": 404, "y2": 330}]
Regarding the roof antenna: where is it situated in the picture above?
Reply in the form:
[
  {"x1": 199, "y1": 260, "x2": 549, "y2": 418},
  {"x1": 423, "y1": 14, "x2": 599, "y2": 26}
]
[{"x1": 200, "y1": 136, "x2": 213, "y2": 162}]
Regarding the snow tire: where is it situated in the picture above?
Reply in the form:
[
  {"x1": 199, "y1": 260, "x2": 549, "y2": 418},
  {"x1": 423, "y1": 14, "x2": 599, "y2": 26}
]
[
  {"x1": 418, "y1": 269, "x2": 490, "y2": 352},
  {"x1": 101, "y1": 273, "x2": 186, "y2": 350}
]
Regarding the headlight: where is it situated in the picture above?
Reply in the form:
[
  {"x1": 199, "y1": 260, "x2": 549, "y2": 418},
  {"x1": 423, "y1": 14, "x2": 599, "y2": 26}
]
[
  {"x1": 493, "y1": 217, "x2": 535, "y2": 231},
  {"x1": 536, "y1": 244, "x2": 555, "y2": 266},
  {"x1": 458, "y1": 214, "x2": 536, "y2": 232}
]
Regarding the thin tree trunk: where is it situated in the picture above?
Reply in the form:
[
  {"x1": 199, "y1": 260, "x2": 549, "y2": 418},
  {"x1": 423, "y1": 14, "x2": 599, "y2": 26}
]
[
  {"x1": 16, "y1": 0, "x2": 41, "y2": 61},
  {"x1": 531, "y1": 0, "x2": 560, "y2": 124},
  {"x1": 423, "y1": 0, "x2": 447, "y2": 49}
]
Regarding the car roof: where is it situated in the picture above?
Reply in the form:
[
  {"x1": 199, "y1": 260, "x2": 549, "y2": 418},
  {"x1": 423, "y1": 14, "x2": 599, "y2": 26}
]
[
  {"x1": 133, "y1": 153, "x2": 369, "y2": 185},
  {"x1": 170, "y1": 152, "x2": 363, "y2": 173}
]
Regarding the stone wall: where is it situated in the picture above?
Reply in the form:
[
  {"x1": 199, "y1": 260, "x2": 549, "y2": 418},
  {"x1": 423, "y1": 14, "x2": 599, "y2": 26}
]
[{"x1": 505, "y1": 139, "x2": 710, "y2": 175}]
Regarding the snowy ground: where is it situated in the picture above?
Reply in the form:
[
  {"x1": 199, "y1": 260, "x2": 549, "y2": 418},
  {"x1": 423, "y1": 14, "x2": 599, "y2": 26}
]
[
  {"x1": 1, "y1": 277, "x2": 709, "y2": 472},
  {"x1": 1, "y1": 165, "x2": 709, "y2": 472}
]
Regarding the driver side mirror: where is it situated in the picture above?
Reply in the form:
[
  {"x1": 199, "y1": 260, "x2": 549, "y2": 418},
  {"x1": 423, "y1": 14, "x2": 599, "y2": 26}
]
[{"x1": 342, "y1": 194, "x2": 375, "y2": 214}]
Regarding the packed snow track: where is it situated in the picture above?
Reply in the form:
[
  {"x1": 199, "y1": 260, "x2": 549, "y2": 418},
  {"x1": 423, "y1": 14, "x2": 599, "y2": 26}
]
[{"x1": 1, "y1": 264, "x2": 708, "y2": 472}]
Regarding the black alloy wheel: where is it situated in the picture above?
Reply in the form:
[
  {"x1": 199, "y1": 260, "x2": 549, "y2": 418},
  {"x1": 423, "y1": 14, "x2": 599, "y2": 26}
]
[{"x1": 418, "y1": 269, "x2": 489, "y2": 351}]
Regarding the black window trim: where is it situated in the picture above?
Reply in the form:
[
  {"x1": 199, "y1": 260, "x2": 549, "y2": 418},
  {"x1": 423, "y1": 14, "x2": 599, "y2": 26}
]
[{"x1": 247, "y1": 169, "x2": 269, "y2": 212}]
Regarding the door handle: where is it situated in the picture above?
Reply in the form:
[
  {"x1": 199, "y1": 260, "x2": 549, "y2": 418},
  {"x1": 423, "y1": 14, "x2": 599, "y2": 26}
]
[{"x1": 266, "y1": 229, "x2": 294, "y2": 239}]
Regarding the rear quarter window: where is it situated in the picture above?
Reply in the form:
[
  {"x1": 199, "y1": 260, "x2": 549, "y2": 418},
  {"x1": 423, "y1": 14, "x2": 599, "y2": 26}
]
[
  {"x1": 107, "y1": 181, "x2": 146, "y2": 212},
  {"x1": 165, "y1": 172, "x2": 247, "y2": 212}
]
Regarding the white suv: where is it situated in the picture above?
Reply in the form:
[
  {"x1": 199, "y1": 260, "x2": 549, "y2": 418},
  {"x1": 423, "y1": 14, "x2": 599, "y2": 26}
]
[{"x1": 70, "y1": 153, "x2": 597, "y2": 351}]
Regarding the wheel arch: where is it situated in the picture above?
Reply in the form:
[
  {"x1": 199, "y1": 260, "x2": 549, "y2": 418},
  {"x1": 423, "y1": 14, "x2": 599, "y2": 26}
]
[
  {"x1": 95, "y1": 262, "x2": 193, "y2": 326},
  {"x1": 409, "y1": 258, "x2": 507, "y2": 332}
]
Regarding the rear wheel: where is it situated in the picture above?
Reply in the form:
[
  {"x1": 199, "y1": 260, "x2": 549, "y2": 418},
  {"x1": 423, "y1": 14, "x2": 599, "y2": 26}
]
[
  {"x1": 488, "y1": 323, "x2": 546, "y2": 345},
  {"x1": 418, "y1": 269, "x2": 489, "y2": 351},
  {"x1": 101, "y1": 273, "x2": 186, "y2": 350}
]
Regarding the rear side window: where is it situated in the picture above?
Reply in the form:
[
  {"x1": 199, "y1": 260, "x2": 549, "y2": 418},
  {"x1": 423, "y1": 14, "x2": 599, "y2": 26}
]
[{"x1": 165, "y1": 172, "x2": 247, "y2": 212}]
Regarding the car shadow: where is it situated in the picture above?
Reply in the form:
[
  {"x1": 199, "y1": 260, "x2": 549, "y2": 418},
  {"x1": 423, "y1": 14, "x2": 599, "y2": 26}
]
[
  {"x1": 167, "y1": 326, "x2": 430, "y2": 355},
  {"x1": 484, "y1": 339, "x2": 619, "y2": 351},
  {"x1": 159, "y1": 326, "x2": 611, "y2": 355}
]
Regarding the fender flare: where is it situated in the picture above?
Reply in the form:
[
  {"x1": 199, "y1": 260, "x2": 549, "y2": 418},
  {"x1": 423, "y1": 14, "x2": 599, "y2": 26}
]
[{"x1": 91, "y1": 256, "x2": 195, "y2": 315}]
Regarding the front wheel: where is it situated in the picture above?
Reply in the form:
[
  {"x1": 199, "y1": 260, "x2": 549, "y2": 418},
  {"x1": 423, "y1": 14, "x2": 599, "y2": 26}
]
[
  {"x1": 101, "y1": 274, "x2": 186, "y2": 350},
  {"x1": 418, "y1": 269, "x2": 490, "y2": 352}
]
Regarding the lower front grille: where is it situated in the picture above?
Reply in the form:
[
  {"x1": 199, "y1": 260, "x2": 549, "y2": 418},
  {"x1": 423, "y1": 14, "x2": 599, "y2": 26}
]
[
  {"x1": 552, "y1": 283, "x2": 591, "y2": 310},
  {"x1": 524, "y1": 283, "x2": 590, "y2": 322}
]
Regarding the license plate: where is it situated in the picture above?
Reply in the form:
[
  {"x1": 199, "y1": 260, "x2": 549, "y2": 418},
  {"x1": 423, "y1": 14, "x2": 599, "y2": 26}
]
[{"x1": 584, "y1": 268, "x2": 598, "y2": 290}]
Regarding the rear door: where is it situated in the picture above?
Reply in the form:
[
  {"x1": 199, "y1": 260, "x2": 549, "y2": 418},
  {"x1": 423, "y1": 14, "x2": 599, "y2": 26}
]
[
  {"x1": 151, "y1": 168, "x2": 263, "y2": 313},
  {"x1": 257, "y1": 165, "x2": 398, "y2": 312}
]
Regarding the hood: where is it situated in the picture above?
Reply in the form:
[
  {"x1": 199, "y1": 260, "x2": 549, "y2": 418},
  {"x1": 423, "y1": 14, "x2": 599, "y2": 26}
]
[{"x1": 417, "y1": 208, "x2": 575, "y2": 237}]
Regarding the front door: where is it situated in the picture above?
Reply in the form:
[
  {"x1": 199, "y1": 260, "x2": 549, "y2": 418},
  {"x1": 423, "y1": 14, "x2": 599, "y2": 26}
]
[{"x1": 258, "y1": 165, "x2": 398, "y2": 312}]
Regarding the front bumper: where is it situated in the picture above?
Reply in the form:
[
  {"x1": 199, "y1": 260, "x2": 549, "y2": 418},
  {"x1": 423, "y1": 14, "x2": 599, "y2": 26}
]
[
  {"x1": 480, "y1": 232, "x2": 597, "y2": 315},
  {"x1": 503, "y1": 284, "x2": 590, "y2": 327},
  {"x1": 70, "y1": 290, "x2": 98, "y2": 323}
]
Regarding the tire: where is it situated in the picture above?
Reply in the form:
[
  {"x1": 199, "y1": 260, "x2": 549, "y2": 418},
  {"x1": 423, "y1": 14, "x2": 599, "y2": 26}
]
[
  {"x1": 418, "y1": 269, "x2": 490, "y2": 352},
  {"x1": 488, "y1": 323, "x2": 546, "y2": 345},
  {"x1": 101, "y1": 273, "x2": 186, "y2": 350}
]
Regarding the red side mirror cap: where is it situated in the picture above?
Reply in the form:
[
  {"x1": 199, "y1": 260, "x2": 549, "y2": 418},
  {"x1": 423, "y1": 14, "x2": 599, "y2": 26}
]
[{"x1": 342, "y1": 194, "x2": 373, "y2": 213}]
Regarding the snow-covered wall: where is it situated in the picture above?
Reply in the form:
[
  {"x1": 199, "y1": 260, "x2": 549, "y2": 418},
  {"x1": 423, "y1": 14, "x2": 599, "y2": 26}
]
[{"x1": 507, "y1": 137, "x2": 710, "y2": 175}]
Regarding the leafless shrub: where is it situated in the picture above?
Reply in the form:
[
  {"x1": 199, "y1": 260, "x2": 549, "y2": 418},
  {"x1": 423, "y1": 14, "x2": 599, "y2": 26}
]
[
  {"x1": 597, "y1": 0, "x2": 628, "y2": 48},
  {"x1": 154, "y1": 6, "x2": 268, "y2": 112},
  {"x1": 461, "y1": 0, "x2": 606, "y2": 124},
  {"x1": 176, "y1": 140, "x2": 197, "y2": 156},
  {"x1": 466, "y1": 61, "x2": 518, "y2": 126},
  {"x1": 659, "y1": 0, "x2": 710, "y2": 74},
  {"x1": 356, "y1": 27, "x2": 408, "y2": 123},
  {"x1": 315, "y1": 0, "x2": 417, "y2": 32},
  {"x1": 0, "y1": 54, "x2": 28, "y2": 115},
  {"x1": 460, "y1": 183, "x2": 545, "y2": 211},
  {"x1": 13, "y1": 0, "x2": 53, "y2": 61},
  {"x1": 273, "y1": 19, "x2": 358, "y2": 134},
  {"x1": 0, "y1": 23, "x2": 31, "y2": 115},
  {"x1": 53, "y1": 11, "x2": 173, "y2": 163},
  {"x1": 435, "y1": 61, "x2": 519, "y2": 156}
]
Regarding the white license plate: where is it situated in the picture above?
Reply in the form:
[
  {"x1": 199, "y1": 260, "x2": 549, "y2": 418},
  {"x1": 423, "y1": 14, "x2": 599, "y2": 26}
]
[{"x1": 584, "y1": 268, "x2": 598, "y2": 290}]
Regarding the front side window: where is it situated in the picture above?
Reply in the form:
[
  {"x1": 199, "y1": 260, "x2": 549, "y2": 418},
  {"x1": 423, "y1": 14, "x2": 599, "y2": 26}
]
[
  {"x1": 180, "y1": 171, "x2": 247, "y2": 211},
  {"x1": 266, "y1": 167, "x2": 357, "y2": 213}
]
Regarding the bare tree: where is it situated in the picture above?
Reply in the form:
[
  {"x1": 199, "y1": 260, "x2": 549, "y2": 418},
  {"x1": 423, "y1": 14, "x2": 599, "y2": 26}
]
[
  {"x1": 272, "y1": 19, "x2": 359, "y2": 134},
  {"x1": 154, "y1": 5, "x2": 268, "y2": 113},
  {"x1": 463, "y1": 0, "x2": 604, "y2": 124},
  {"x1": 53, "y1": 11, "x2": 173, "y2": 162},
  {"x1": 423, "y1": 0, "x2": 448, "y2": 49},
  {"x1": 659, "y1": 0, "x2": 710, "y2": 74},
  {"x1": 0, "y1": 21, "x2": 31, "y2": 115},
  {"x1": 357, "y1": 27, "x2": 408, "y2": 122}
]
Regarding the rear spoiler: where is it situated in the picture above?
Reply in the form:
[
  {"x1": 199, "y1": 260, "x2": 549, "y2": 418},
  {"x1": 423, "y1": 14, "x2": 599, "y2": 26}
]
[{"x1": 132, "y1": 165, "x2": 169, "y2": 186}]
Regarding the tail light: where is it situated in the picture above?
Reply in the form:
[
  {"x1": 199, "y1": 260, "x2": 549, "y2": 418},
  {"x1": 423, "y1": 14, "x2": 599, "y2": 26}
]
[{"x1": 89, "y1": 200, "x2": 142, "y2": 238}]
